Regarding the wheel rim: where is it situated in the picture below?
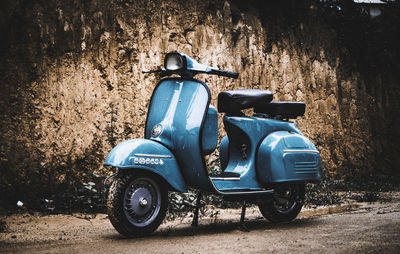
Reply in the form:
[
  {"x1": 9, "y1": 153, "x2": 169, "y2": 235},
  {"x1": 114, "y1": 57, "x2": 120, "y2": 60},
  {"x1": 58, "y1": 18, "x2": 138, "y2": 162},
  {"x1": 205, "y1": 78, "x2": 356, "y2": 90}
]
[
  {"x1": 123, "y1": 177, "x2": 162, "y2": 227},
  {"x1": 272, "y1": 184, "x2": 300, "y2": 214}
]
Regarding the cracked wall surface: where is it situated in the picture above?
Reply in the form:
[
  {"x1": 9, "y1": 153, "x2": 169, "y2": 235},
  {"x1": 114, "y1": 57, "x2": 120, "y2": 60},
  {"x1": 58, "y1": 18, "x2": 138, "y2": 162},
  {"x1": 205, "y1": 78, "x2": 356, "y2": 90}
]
[{"x1": 0, "y1": 0, "x2": 399, "y2": 196}]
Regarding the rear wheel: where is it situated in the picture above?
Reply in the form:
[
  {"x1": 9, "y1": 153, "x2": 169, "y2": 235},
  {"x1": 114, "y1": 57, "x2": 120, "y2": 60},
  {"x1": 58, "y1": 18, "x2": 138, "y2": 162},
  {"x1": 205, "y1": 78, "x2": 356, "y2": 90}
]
[
  {"x1": 107, "y1": 171, "x2": 168, "y2": 237},
  {"x1": 258, "y1": 183, "x2": 305, "y2": 223}
]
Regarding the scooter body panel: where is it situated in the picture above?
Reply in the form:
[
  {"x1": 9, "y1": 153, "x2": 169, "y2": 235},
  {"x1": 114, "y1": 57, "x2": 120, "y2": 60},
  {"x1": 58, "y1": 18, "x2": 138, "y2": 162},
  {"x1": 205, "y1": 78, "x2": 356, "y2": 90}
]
[
  {"x1": 104, "y1": 139, "x2": 187, "y2": 192},
  {"x1": 201, "y1": 105, "x2": 218, "y2": 155},
  {"x1": 219, "y1": 136, "x2": 229, "y2": 171},
  {"x1": 145, "y1": 78, "x2": 214, "y2": 191},
  {"x1": 257, "y1": 131, "x2": 323, "y2": 183},
  {"x1": 212, "y1": 116, "x2": 302, "y2": 191}
]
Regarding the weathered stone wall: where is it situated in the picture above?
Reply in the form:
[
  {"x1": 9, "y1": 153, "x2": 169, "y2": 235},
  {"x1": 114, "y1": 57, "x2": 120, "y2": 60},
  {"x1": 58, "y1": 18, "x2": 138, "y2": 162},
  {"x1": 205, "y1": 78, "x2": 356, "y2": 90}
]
[{"x1": 1, "y1": 0, "x2": 399, "y2": 197}]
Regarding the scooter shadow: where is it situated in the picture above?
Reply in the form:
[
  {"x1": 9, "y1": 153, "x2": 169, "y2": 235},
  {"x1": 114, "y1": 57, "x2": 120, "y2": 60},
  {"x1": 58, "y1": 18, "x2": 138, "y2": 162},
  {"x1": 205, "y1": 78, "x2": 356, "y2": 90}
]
[{"x1": 103, "y1": 217, "x2": 320, "y2": 241}]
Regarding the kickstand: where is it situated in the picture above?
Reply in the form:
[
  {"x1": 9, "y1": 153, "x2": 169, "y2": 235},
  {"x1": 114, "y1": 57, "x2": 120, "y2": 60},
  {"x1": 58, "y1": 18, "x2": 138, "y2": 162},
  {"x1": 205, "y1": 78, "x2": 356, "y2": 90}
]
[
  {"x1": 239, "y1": 200, "x2": 249, "y2": 232},
  {"x1": 191, "y1": 191, "x2": 202, "y2": 227}
]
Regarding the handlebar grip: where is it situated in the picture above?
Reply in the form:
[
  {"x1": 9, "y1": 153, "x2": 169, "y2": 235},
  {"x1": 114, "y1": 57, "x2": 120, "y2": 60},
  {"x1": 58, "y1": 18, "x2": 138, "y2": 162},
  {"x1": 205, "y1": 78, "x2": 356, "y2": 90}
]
[
  {"x1": 209, "y1": 69, "x2": 239, "y2": 79},
  {"x1": 142, "y1": 69, "x2": 164, "y2": 74}
]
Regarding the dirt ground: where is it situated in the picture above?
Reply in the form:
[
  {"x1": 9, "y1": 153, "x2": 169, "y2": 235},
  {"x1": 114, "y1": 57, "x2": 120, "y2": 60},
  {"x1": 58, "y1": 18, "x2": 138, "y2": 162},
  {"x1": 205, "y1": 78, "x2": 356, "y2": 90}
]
[{"x1": 0, "y1": 192, "x2": 399, "y2": 254}]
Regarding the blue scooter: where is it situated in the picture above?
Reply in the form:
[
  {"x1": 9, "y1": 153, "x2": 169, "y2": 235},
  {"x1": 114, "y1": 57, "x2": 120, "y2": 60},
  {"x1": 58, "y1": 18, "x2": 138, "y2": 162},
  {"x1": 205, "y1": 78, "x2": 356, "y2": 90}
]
[{"x1": 105, "y1": 52, "x2": 323, "y2": 237}]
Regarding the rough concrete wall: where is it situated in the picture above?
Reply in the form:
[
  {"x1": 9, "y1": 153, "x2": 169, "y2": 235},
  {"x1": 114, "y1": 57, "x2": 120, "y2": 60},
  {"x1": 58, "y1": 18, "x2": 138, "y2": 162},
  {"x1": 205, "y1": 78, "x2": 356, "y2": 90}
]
[{"x1": 0, "y1": 0, "x2": 399, "y2": 195}]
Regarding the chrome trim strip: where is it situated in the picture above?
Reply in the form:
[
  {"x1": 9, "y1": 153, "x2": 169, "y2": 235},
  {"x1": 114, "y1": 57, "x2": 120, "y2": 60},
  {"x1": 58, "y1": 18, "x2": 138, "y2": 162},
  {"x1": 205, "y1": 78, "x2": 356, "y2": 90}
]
[
  {"x1": 209, "y1": 176, "x2": 241, "y2": 181},
  {"x1": 209, "y1": 177, "x2": 274, "y2": 195},
  {"x1": 283, "y1": 149, "x2": 320, "y2": 154},
  {"x1": 134, "y1": 153, "x2": 172, "y2": 158}
]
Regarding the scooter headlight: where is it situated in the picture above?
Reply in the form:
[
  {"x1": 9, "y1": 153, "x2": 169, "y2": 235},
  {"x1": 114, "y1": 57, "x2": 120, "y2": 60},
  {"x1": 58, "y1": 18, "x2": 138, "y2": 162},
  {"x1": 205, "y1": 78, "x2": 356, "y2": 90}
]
[{"x1": 164, "y1": 52, "x2": 186, "y2": 71}]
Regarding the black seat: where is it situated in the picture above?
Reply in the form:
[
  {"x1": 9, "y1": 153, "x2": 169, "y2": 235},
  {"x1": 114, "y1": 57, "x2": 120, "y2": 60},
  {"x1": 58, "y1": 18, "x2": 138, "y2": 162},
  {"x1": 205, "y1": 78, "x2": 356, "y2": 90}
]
[
  {"x1": 218, "y1": 89, "x2": 273, "y2": 114},
  {"x1": 254, "y1": 101, "x2": 306, "y2": 119}
]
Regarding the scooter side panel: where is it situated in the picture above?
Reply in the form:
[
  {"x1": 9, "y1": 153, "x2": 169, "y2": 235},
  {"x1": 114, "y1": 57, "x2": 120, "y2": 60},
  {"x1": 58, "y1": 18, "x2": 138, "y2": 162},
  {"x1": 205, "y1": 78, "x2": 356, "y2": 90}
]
[
  {"x1": 257, "y1": 131, "x2": 323, "y2": 183},
  {"x1": 201, "y1": 105, "x2": 218, "y2": 155},
  {"x1": 104, "y1": 139, "x2": 187, "y2": 192},
  {"x1": 219, "y1": 136, "x2": 229, "y2": 171},
  {"x1": 212, "y1": 116, "x2": 303, "y2": 191}
]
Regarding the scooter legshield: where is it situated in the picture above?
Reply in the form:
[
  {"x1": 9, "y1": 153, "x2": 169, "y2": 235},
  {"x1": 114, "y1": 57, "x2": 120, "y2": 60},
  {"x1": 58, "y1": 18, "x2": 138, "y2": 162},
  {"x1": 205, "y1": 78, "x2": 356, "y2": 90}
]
[
  {"x1": 104, "y1": 139, "x2": 187, "y2": 192},
  {"x1": 257, "y1": 131, "x2": 323, "y2": 184}
]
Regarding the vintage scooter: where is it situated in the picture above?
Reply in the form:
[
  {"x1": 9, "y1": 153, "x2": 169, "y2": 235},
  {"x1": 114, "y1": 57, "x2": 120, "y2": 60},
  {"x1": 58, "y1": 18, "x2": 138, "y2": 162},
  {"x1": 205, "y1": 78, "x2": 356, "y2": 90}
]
[{"x1": 104, "y1": 52, "x2": 323, "y2": 237}]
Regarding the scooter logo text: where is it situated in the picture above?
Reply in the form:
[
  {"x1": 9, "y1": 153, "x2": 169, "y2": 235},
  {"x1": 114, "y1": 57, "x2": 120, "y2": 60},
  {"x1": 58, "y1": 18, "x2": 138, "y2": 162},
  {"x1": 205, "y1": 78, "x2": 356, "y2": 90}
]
[{"x1": 133, "y1": 157, "x2": 164, "y2": 165}]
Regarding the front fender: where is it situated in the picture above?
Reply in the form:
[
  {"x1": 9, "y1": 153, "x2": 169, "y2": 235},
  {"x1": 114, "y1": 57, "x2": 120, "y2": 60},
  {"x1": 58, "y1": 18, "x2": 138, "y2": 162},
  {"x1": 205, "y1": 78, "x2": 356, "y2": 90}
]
[{"x1": 104, "y1": 139, "x2": 187, "y2": 192}]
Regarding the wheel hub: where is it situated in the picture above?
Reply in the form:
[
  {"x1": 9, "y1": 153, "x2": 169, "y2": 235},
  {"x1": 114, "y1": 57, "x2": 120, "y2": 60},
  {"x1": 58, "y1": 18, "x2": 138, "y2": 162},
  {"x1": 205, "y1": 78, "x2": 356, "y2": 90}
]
[
  {"x1": 273, "y1": 185, "x2": 297, "y2": 212},
  {"x1": 128, "y1": 187, "x2": 153, "y2": 216},
  {"x1": 122, "y1": 177, "x2": 162, "y2": 227},
  {"x1": 139, "y1": 198, "x2": 148, "y2": 207}
]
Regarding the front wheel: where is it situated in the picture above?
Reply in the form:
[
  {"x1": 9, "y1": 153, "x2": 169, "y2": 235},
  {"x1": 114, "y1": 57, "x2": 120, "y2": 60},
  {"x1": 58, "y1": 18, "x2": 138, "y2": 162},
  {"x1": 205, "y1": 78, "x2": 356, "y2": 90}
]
[
  {"x1": 107, "y1": 171, "x2": 168, "y2": 237},
  {"x1": 258, "y1": 183, "x2": 305, "y2": 223}
]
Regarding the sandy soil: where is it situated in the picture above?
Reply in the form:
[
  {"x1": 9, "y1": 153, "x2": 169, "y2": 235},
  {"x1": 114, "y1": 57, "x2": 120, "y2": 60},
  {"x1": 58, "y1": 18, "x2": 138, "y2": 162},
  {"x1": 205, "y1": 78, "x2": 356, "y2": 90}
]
[{"x1": 0, "y1": 193, "x2": 399, "y2": 254}]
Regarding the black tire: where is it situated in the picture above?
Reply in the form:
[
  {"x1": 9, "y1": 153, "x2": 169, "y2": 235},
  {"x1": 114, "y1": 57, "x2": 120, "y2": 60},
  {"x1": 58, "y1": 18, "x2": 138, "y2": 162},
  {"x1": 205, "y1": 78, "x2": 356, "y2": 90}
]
[
  {"x1": 107, "y1": 171, "x2": 168, "y2": 237},
  {"x1": 258, "y1": 183, "x2": 305, "y2": 223}
]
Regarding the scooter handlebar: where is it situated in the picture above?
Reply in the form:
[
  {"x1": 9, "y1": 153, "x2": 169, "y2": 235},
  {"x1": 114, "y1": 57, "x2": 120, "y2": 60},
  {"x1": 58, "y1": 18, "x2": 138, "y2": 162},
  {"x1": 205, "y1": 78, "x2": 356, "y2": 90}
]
[
  {"x1": 209, "y1": 69, "x2": 239, "y2": 79},
  {"x1": 143, "y1": 67, "x2": 239, "y2": 79}
]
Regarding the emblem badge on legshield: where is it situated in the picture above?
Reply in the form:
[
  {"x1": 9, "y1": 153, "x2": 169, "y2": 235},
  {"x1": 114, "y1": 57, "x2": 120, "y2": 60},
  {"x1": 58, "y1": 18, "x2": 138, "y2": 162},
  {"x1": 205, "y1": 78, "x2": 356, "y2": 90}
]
[{"x1": 151, "y1": 124, "x2": 163, "y2": 137}]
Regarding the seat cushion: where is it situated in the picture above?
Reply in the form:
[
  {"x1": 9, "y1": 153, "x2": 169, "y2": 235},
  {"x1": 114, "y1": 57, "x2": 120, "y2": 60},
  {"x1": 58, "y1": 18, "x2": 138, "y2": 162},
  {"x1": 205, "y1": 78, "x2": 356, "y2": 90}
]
[
  {"x1": 254, "y1": 101, "x2": 306, "y2": 118},
  {"x1": 218, "y1": 89, "x2": 273, "y2": 114}
]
